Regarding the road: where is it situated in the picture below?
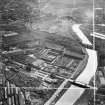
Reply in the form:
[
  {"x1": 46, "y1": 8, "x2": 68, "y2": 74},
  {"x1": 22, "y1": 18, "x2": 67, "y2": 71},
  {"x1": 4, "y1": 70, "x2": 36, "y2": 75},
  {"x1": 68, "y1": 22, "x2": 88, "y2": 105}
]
[
  {"x1": 91, "y1": 32, "x2": 105, "y2": 39},
  {"x1": 55, "y1": 24, "x2": 98, "y2": 105},
  {"x1": 72, "y1": 24, "x2": 92, "y2": 46},
  {"x1": 45, "y1": 79, "x2": 68, "y2": 105}
]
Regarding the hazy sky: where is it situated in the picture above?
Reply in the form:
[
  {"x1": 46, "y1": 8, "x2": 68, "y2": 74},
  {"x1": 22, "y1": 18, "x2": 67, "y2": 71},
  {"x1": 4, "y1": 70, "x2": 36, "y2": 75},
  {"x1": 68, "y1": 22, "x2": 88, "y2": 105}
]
[
  {"x1": 95, "y1": 0, "x2": 104, "y2": 8},
  {"x1": 40, "y1": 0, "x2": 94, "y2": 16},
  {"x1": 48, "y1": 0, "x2": 93, "y2": 8},
  {"x1": 28, "y1": 0, "x2": 104, "y2": 17},
  {"x1": 40, "y1": 0, "x2": 104, "y2": 8},
  {"x1": 29, "y1": 0, "x2": 104, "y2": 9}
]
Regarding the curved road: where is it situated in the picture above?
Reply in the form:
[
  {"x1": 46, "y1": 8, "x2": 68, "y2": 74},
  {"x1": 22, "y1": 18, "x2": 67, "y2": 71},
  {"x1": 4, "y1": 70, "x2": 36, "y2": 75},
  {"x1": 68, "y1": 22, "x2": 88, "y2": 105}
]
[{"x1": 55, "y1": 24, "x2": 98, "y2": 105}]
